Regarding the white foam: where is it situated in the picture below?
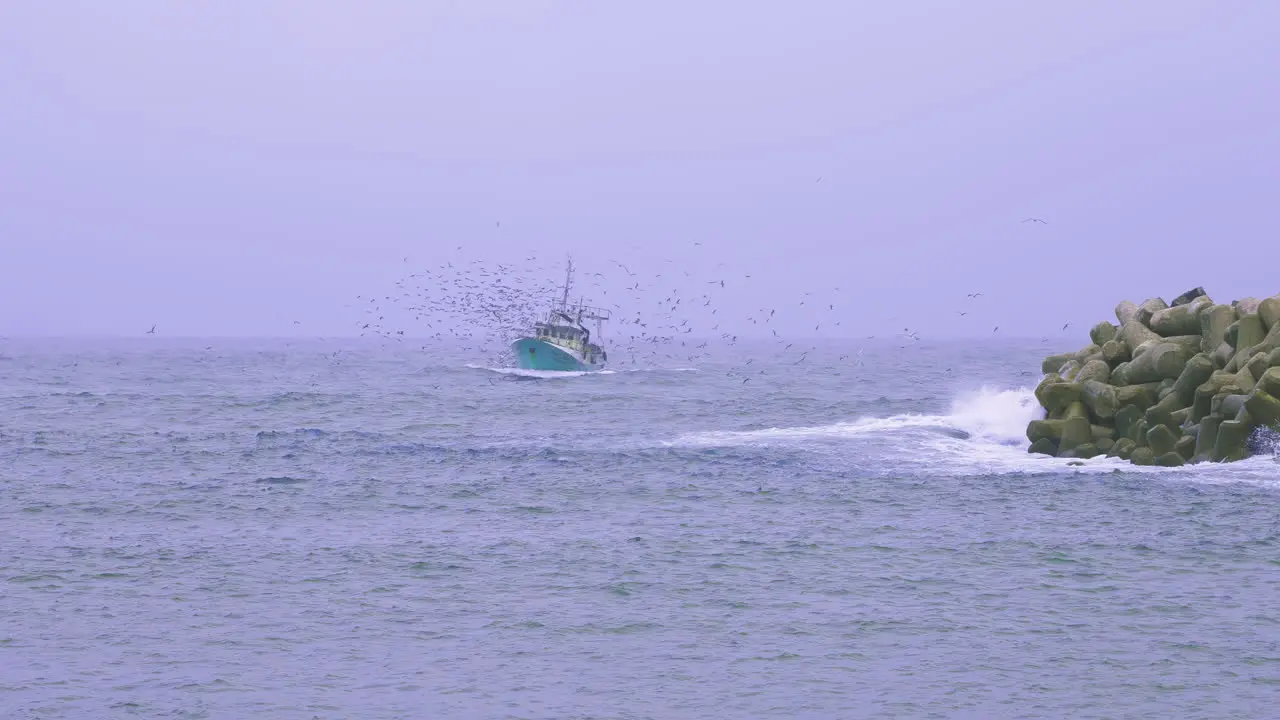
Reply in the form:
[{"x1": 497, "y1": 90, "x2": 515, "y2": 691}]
[
  {"x1": 945, "y1": 387, "x2": 1046, "y2": 445},
  {"x1": 466, "y1": 363, "x2": 616, "y2": 379},
  {"x1": 674, "y1": 385, "x2": 1041, "y2": 448},
  {"x1": 466, "y1": 363, "x2": 698, "y2": 378},
  {"x1": 666, "y1": 386, "x2": 1280, "y2": 487}
]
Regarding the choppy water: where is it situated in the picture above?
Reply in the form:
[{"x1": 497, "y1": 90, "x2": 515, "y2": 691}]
[{"x1": 2, "y1": 338, "x2": 1278, "y2": 719}]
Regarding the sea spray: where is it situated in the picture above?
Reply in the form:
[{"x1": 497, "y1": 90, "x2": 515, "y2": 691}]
[
  {"x1": 946, "y1": 386, "x2": 1045, "y2": 446},
  {"x1": 1247, "y1": 425, "x2": 1280, "y2": 457},
  {"x1": 671, "y1": 386, "x2": 1042, "y2": 448}
]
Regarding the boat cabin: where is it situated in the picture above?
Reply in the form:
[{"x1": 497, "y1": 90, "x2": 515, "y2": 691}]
[
  {"x1": 534, "y1": 323, "x2": 585, "y2": 343},
  {"x1": 533, "y1": 319, "x2": 607, "y2": 363}
]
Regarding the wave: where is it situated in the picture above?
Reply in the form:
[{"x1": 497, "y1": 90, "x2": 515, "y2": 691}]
[
  {"x1": 674, "y1": 386, "x2": 1042, "y2": 448},
  {"x1": 465, "y1": 363, "x2": 697, "y2": 378},
  {"x1": 667, "y1": 386, "x2": 1280, "y2": 485},
  {"x1": 466, "y1": 364, "x2": 616, "y2": 379}
]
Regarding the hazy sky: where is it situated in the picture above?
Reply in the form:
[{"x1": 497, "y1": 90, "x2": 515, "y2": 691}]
[{"x1": 3, "y1": 2, "x2": 1278, "y2": 340}]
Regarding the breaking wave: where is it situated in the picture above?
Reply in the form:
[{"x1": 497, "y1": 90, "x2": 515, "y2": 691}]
[
  {"x1": 668, "y1": 386, "x2": 1280, "y2": 484},
  {"x1": 674, "y1": 386, "x2": 1042, "y2": 448}
]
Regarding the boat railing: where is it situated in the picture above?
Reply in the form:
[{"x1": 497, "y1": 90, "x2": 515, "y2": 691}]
[{"x1": 541, "y1": 297, "x2": 611, "y2": 322}]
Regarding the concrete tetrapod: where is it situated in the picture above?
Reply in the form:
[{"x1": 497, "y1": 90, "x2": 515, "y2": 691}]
[{"x1": 1028, "y1": 288, "x2": 1280, "y2": 466}]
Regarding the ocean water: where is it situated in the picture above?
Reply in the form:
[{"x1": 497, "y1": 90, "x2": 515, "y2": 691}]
[{"x1": 2, "y1": 338, "x2": 1278, "y2": 720}]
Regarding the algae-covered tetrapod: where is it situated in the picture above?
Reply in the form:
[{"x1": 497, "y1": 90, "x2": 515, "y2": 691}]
[{"x1": 1028, "y1": 288, "x2": 1280, "y2": 466}]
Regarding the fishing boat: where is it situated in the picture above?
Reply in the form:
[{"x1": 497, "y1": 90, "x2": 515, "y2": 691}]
[{"x1": 510, "y1": 257, "x2": 611, "y2": 372}]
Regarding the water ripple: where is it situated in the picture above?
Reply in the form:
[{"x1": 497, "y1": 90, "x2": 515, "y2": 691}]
[{"x1": 1, "y1": 339, "x2": 1277, "y2": 719}]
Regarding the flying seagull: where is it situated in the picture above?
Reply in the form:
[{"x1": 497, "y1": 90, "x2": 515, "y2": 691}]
[
  {"x1": 1022, "y1": 217, "x2": 1047, "y2": 224},
  {"x1": 146, "y1": 325, "x2": 156, "y2": 334}
]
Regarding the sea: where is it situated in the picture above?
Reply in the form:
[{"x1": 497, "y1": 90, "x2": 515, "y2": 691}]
[{"x1": 2, "y1": 337, "x2": 1277, "y2": 720}]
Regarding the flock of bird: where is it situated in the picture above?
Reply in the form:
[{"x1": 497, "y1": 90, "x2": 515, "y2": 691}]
[
  {"x1": 351, "y1": 252, "x2": 759, "y2": 368},
  {"x1": 343, "y1": 245, "x2": 1049, "y2": 379},
  {"x1": 141, "y1": 219, "x2": 1058, "y2": 380}
]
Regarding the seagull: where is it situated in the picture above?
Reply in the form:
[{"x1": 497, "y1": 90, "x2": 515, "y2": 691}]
[
  {"x1": 1062, "y1": 322, "x2": 1070, "y2": 331},
  {"x1": 1022, "y1": 217, "x2": 1047, "y2": 224},
  {"x1": 146, "y1": 325, "x2": 156, "y2": 335}
]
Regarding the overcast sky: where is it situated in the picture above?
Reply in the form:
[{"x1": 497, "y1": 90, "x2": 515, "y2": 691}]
[{"x1": 3, "y1": 1, "x2": 1278, "y2": 340}]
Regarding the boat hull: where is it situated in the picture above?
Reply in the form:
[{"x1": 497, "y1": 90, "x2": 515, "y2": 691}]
[{"x1": 511, "y1": 338, "x2": 603, "y2": 372}]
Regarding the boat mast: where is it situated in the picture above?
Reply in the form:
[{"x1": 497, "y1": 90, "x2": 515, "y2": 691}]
[{"x1": 560, "y1": 256, "x2": 574, "y2": 310}]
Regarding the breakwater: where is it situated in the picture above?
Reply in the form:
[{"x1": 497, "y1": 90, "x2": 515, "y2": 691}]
[{"x1": 1029, "y1": 288, "x2": 1280, "y2": 466}]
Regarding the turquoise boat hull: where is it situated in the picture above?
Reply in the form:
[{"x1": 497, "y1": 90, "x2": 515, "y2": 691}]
[{"x1": 511, "y1": 338, "x2": 603, "y2": 372}]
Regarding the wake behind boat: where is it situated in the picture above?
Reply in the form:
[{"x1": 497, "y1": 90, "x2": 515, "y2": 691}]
[{"x1": 510, "y1": 258, "x2": 611, "y2": 372}]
